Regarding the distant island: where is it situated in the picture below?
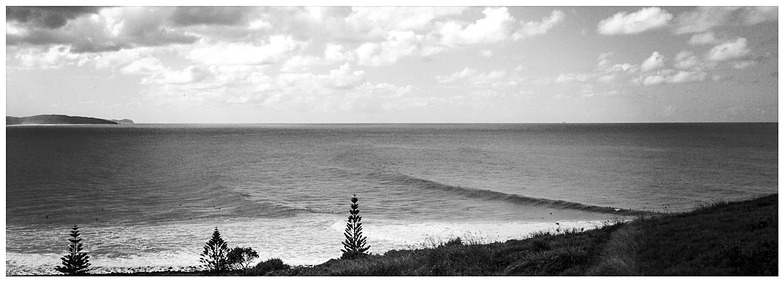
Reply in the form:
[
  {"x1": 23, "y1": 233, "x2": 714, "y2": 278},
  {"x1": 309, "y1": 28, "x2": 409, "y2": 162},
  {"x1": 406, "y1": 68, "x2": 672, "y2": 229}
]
[{"x1": 6, "y1": 114, "x2": 134, "y2": 125}]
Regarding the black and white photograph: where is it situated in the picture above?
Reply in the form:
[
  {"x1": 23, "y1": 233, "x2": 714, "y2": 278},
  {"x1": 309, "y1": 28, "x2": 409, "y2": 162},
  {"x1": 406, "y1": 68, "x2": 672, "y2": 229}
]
[{"x1": 4, "y1": 2, "x2": 779, "y2": 276}]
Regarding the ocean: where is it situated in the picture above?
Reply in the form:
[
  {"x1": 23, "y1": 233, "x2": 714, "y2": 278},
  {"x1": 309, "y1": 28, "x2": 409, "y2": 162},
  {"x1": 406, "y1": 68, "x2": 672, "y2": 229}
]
[{"x1": 5, "y1": 123, "x2": 778, "y2": 275}]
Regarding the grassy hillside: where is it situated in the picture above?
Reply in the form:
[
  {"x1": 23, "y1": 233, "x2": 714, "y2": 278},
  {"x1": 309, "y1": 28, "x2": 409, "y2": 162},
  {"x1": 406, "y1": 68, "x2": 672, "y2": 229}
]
[{"x1": 266, "y1": 194, "x2": 777, "y2": 276}]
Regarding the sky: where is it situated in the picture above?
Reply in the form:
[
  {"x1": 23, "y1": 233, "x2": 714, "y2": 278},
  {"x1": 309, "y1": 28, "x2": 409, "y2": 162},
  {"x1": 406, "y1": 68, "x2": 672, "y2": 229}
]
[{"x1": 4, "y1": 5, "x2": 779, "y2": 123}]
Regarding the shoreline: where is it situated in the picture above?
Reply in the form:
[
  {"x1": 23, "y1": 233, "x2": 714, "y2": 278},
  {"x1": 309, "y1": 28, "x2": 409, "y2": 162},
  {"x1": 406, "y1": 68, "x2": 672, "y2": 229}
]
[{"x1": 8, "y1": 194, "x2": 776, "y2": 276}]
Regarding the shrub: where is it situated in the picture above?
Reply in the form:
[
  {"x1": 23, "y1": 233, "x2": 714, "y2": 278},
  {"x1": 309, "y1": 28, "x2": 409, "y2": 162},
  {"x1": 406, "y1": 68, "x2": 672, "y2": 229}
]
[
  {"x1": 443, "y1": 237, "x2": 463, "y2": 247},
  {"x1": 248, "y1": 258, "x2": 290, "y2": 275},
  {"x1": 55, "y1": 225, "x2": 91, "y2": 275},
  {"x1": 227, "y1": 246, "x2": 259, "y2": 271},
  {"x1": 341, "y1": 194, "x2": 371, "y2": 259},
  {"x1": 200, "y1": 227, "x2": 230, "y2": 273}
]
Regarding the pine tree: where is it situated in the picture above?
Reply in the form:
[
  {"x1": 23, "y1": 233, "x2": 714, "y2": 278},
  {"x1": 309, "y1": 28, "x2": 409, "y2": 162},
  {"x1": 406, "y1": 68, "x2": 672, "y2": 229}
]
[
  {"x1": 55, "y1": 225, "x2": 91, "y2": 275},
  {"x1": 200, "y1": 227, "x2": 230, "y2": 273},
  {"x1": 341, "y1": 194, "x2": 370, "y2": 259}
]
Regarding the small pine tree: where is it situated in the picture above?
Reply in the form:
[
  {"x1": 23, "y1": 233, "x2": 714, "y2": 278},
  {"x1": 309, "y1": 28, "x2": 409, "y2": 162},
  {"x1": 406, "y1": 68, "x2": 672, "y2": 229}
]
[
  {"x1": 200, "y1": 227, "x2": 230, "y2": 273},
  {"x1": 341, "y1": 194, "x2": 370, "y2": 259},
  {"x1": 55, "y1": 225, "x2": 91, "y2": 275}
]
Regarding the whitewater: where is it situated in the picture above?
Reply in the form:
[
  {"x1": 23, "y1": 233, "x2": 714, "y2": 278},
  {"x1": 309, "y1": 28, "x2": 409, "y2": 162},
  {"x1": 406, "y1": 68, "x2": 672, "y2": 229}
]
[{"x1": 6, "y1": 123, "x2": 777, "y2": 275}]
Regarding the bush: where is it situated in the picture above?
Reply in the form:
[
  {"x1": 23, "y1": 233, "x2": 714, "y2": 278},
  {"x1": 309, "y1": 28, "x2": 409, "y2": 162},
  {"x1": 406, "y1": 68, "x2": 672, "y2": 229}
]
[
  {"x1": 248, "y1": 258, "x2": 290, "y2": 275},
  {"x1": 200, "y1": 227, "x2": 230, "y2": 273},
  {"x1": 227, "y1": 247, "x2": 259, "y2": 271},
  {"x1": 341, "y1": 194, "x2": 370, "y2": 259},
  {"x1": 55, "y1": 225, "x2": 91, "y2": 275}
]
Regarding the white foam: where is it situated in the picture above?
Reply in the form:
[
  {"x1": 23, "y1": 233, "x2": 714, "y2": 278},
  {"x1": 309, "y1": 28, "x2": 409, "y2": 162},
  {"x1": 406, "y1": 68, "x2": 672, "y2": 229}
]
[{"x1": 7, "y1": 214, "x2": 617, "y2": 275}]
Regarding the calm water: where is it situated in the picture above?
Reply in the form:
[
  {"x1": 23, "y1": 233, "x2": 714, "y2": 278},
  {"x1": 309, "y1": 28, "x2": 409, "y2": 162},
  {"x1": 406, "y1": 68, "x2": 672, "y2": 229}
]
[{"x1": 5, "y1": 123, "x2": 777, "y2": 274}]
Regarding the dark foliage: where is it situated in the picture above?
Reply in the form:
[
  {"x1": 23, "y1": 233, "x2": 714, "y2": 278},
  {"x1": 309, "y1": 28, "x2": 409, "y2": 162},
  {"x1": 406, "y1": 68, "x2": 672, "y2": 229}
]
[
  {"x1": 227, "y1": 247, "x2": 259, "y2": 271},
  {"x1": 200, "y1": 228, "x2": 230, "y2": 273},
  {"x1": 341, "y1": 194, "x2": 370, "y2": 259},
  {"x1": 55, "y1": 225, "x2": 91, "y2": 275},
  {"x1": 247, "y1": 258, "x2": 290, "y2": 275}
]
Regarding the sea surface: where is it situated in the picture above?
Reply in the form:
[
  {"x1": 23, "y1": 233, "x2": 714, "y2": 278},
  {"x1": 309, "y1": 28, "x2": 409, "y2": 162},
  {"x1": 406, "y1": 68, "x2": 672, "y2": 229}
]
[{"x1": 5, "y1": 123, "x2": 778, "y2": 275}]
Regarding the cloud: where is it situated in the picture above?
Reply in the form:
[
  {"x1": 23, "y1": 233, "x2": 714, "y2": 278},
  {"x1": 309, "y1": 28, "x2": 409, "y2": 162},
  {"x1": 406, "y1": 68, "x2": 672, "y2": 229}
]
[
  {"x1": 640, "y1": 51, "x2": 666, "y2": 72},
  {"x1": 162, "y1": 65, "x2": 215, "y2": 84},
  {"x1": 439, "y1": 7, "x2": 514, "y2": 46},
  {"x1": 120, "y1": 57, "x2": 165, "y2": 75},
  {"x1": 169, "y1": 7, "x2": 253, "y2": 26},
  {"x1": 324, "y1": 63, "x2": 366, "y2": 89},
  {"x1": 706, "y1": 38, "x2": 750, "y2": 62},
  {"x1": 186, "y1": 35, "x2": 305, "y2": 65},
  {"x1": 479, "y1": 49, "x2": 493, "y2": 57},
  {"x1": 667, "y1": 70, "x2": 707, "y2": 83},
  {"x1": 674, "y1": 51, "x2": 700, "y2": 69},
  {"x1": 597, "y1": 7, "x2": 673, "y2": 35},
  {"x1": 637, "y1": 69, "x2": 707, "y2": 86},
  {"x1": 512, "y1": 10, "x2": 565, "y2": 40},
  {"x1": 345, "y1": 7, "x2": 466, "y2": 38},
  {"x1": 733, "y1": 60, "x2": 757, "y2": 69},
  {"x1": 688, "y1": 32, "x2": 719, "y2": 45},
  {"x1": 436, "y1": 67, "x2": 477, "y2": 84},
  {"x1": 596, "y1": 52, "x2": 614, "y2": 67},
  {"x1": 555, "y1": 73, "x2": 591, "y2": 83},
  {"x1": 10, "y1": 45, "x2": 89, "y2": 69},
  {"x1": 436, "y1": 67, "x2": 509, "y2": 87},
  {"x1": 355, "y1": 30, "x2": 441, "y2": 66},
  {"x1": 675, "y1": 7, "x2": 778, "y2": 34},
  {"x1": 740, "y1": 7, "x2": 778, "y2": 26},
  {"x1": 324, "y1": 43, "x2": 355, "y2": 63},
  {"x1": 7, "y1": 7, "x2": 199, "y2": 53},
  {"x1": 280, "y1": 55, "x2": 322, "y2": 73},
  {"x1": 7, "y1": 6, "x2": 103, "y2": 29},
  {"x1": 641, "y1": 75, "x2": 666, "y2": 86}
]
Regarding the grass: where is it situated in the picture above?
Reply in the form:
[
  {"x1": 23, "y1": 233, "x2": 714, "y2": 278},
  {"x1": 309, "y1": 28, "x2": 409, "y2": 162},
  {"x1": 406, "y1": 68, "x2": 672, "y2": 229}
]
[
  {"x1": 269, "y1": 194, "x2": 778, "y2": 276},
  {"x1": 96, "y1": 194, "x2": 777, "y2": 276}
]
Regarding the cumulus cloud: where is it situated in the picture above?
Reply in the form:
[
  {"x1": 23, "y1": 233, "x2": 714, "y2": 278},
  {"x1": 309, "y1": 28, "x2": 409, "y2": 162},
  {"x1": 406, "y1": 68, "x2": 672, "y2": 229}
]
[
  {"x1": 706, "y1": 38, "x2": 750, "y2": 62},
  {"x1": 675, "y1": 7, "x2": 778, "y2": 34},
  {"x1": 640, "y1": 51, "x2": 666, "y2": 72},
  {"x1": 187, "y1": 35, "x2": 304, "y2": 65},
  {"x1": 280, "y1": 55, "x2": 322, "y2": 72},
  {"x1": 7, "y1": 6, "x2": 103, "y2": 29},
  {"x1": 324, "y1": 44, "x2": 355, "y2": 63},
  {"x1": 7, "y1": 7, "x2": 199, "y2": 53},
  {"x1": 324, "y1": 63, "x2": 366, "y2": 89},
  {"x1": 11, "y1": 45, "x2": 89, "y2": 69},
  {"x1": 439, "y1": 7, "x2": 514, "y2": 46},
  {"x1": 597, "y1": 7, "x2": 673, "y2": 35},
  {"x1": 355, "y1": 30, "x2": 441, "y2": 66},
  {"x1": 345, "y1": 7, "x2": 466, "y2": 37},
  {"x1": 512, "y1": 10, "x2": 565, "y2": 40}
]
